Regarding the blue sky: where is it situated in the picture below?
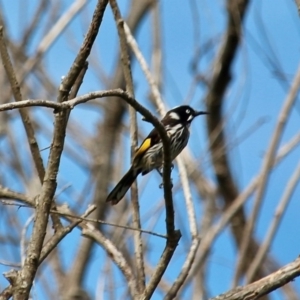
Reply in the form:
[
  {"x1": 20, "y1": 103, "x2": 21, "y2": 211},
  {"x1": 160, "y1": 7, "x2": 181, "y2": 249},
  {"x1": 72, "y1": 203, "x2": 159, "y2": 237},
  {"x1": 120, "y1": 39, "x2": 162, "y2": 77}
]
[{"x1": 0, "y1": 1, "x2": 299, "y2": 299}]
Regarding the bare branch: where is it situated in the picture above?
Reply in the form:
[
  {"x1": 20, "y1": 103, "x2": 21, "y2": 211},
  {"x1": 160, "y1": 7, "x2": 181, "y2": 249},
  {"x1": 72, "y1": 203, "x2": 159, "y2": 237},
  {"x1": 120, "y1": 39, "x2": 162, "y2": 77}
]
[
  {"x1": 211, "y1": 256, "x2": 300, "y2": 300},
  {"x1": 142, "y1": 230, "x2": 181, "y2": 300},
  {"x1": 164, "y1": 236, "x2": 201, "y2": 299},
  {"x1": 39, "y1": 205, "x2": 96, "y2": 263},
  {"x1": 234, "y1": 63, "x2": 300, "y2": 284},
  {"x1": 0, "y1": 26, "x2": 45, "y2": 181},
  {"x1": 58, "y1": 0, "x2": 108, "y2": 103},
  {"x1": 109, "y1": 0, "x2": 145, "y2": 291},
  {"x1": 19, "y1": 0, "x2": 88, "y2": 84},
  {"x1": 123, "y1": 19, "x2": 176, "y2": 238},
  {"x1": 246, "y1": 161, "x2": 300, "y2": 282},
  {"x1": 0, "y1": 192, "x2": 167, "y2": 238},
  {"x1": 82, "y1": 225, "x2": 138, "y2": 298},
  {"x1": 123, "y1": 22, "x2": 166, "y2": 116},
  {"x1": 191, "y1": 129, "x2": 300, "y2": 273}
]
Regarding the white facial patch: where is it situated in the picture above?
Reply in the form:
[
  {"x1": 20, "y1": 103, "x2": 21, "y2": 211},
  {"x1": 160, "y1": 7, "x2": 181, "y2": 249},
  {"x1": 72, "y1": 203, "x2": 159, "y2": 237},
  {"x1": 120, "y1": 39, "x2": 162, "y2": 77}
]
[
  {"x1": 187, "y1": 114, "x2": 193, "y2": 121},
  {"x1": 186, "y1": 109, "x2": 190, "y2": 114},
  {"x1": 169, "y1": 112, "x2": 180, "y2": 120}
]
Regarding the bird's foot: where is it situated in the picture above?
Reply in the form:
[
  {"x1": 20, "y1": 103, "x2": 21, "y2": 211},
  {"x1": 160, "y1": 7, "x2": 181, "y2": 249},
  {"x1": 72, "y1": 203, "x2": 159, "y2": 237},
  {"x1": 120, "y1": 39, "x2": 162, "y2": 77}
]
[
  {"x1": 156, "y1": 163, "x2": 174, "y2": 177},
  {"x1": 157, "y1": 164, "x2": 174, "y2": 188},
  {"x1": 159, "y1": 179, "x2": 173, "y2": 189}
]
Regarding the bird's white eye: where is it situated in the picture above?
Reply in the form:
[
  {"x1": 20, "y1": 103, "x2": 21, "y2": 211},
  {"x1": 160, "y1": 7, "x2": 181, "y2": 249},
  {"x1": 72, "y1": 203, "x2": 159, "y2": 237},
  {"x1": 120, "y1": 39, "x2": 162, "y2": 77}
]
[{"x1": 186, "y1": 109, "x2": 190, "y2": 114}]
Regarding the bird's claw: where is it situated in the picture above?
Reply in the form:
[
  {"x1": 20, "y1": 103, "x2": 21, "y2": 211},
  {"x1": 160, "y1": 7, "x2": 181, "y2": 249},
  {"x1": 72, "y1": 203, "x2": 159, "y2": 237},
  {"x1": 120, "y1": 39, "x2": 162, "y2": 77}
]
[
  {"x1": 157, "y1": 164, "x2": 174, "y2": 188},
  {"x1": 156, "y1": 163, "x2": 175, "y2": 177},
  {"x1": 159, "y1": 179, "x2": 173, "y2": 189}
]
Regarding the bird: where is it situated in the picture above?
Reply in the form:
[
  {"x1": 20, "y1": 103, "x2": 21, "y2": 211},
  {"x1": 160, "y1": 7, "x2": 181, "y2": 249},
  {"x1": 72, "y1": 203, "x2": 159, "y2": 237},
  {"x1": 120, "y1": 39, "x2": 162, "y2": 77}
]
[{"x1": 106, "y1": 105, "x2": 208, "y2": 205}]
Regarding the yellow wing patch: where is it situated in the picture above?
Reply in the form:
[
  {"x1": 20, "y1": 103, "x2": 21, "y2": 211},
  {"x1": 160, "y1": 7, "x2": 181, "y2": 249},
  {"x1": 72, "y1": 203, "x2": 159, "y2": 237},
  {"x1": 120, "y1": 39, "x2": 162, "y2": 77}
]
[{"x1": 134, "y1": 138, "x2": 151, "y2": 159}]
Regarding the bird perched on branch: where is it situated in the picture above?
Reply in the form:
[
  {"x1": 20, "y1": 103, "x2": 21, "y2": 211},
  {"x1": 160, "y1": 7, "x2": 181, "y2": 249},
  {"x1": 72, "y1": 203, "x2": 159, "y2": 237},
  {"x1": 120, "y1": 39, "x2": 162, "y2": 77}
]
[{"x1": 106, "y1": 105, "x2": 208, "y2": 205}]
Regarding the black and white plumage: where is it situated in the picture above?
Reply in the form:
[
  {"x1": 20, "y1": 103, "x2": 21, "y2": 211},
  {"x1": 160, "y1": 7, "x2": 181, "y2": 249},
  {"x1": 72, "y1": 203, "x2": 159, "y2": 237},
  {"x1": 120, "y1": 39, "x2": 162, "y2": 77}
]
[{"x1": 106, "y1": 105, "x2": 207, "y2": 205}]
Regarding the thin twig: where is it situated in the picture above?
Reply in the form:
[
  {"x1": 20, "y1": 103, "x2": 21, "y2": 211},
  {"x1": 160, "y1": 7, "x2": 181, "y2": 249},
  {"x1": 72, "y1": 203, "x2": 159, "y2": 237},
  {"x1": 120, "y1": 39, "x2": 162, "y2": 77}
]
[
  {"x1": 6, "y1": 1, "x2": 109, "y2": 297},
  {"x1": 109, "y1": 0, "x2": 145, "y2": 292},
  {"x1": 124, "y1": 22, "x2": 175, "y2": 239},
  {"x1": 177, "y1": 158, "x2": 198, "y2": 236},
  {"x1": 164, "y1": 236, "x2": 201, "y2": 300},
  {"x1": 123, "y1": 18, "x2": 184, "y2": 299},
  {"x1": 0, "y1": 198, "x2": 167, "y2": 239},
  {"x1": 82, "y1": 225, "x2": 138, "y2": 298},
  {"x1": 20, "y1": 0, "x2": 49, "y2": 48},
  {"x1": 19, "y1": 0, "x2": 88, "y2": 85},
  {"x1": 0, "y1": 89, "x2": 155, "y2": 112},
  {"x1": 39, "y1": 205, "x2": 96, "y2": 263},
  {"x1": 58, "y1": 0, "x2": 108, "y2": 103},
  {"x1": 68, "y1": 61, "x2": 89, "y2": 100},
  {"x1": 20, "y1": 214, "x2": 35, "y2": 266},
  {"x1": 210, "y1": 256, "x2": 300, "y2": 300},
  {"x1": 0, "y1": 24, "x2": 63, "y2": 236},
  {"x1": 246, "y1": 161, "x2": 300, "y2": 282},
  {"x1": 123, "y1": 22, "x2": 166, "y2": 116},
  {"x1": 0, "y1": 260, "x2": 21, "y2": 268},
  {"x1": 0, "y1": 26, "x2": 45, "y2": 182},
  {"x1": 204, "y1": 0, "x2": 253, "y2": 284},
  {"x1": 187, "y1": 129, "x2": 300, "y2": 276},
  {"x1": 142, "y1": 230, "x2": 181, "y2": 300},
  {"x1": 234, "y1": 63, "x2": 300, "y2": 285},
  {"x1": 150, "y1": 1, "x2": 162, "y2": 97}
]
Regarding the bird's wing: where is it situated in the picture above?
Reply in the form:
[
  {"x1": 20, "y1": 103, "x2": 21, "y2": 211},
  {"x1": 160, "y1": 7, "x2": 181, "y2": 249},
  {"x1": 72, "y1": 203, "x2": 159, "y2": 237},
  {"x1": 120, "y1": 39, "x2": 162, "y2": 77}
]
[
  {"x1": 133, "y1": 112, "x2": 176, "y2": 162},
  {"x1": 133, "y1": 128, "x2": 161, "y2": 161}
]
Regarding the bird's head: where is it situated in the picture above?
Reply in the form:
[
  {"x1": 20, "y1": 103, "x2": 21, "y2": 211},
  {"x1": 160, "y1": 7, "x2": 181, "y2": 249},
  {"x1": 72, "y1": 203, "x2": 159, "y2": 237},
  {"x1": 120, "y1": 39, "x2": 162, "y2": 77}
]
[{"x1": 165, "y1": 105, "x2": 208, "y2": 126}]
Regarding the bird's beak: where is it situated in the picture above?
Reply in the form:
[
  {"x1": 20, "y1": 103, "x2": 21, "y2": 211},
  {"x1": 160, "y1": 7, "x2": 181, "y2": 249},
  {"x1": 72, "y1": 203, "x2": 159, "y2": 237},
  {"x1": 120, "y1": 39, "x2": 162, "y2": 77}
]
[{"x1": 195, "y1": 111, "x2": 209, "y2": 117}]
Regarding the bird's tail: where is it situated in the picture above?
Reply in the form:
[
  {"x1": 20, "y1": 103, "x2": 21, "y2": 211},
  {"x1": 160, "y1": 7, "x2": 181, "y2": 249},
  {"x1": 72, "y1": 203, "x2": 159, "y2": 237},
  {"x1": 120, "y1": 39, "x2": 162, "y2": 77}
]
[{"x1": 106, "y1": 167, "x2": 139, "y2": 205}]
